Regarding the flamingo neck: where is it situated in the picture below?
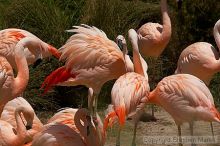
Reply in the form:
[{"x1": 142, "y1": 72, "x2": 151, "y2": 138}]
[
  {"x1": 75, "y1": 109, "x2": 101, "y2": 146},
  {"x1": 14, "y1": 106, "x2": 27, "y2": 145},
  {"x1": 129, "y1": 29, "x2": 144, "y2": 76},
  {"x1": 122, "y1": 43, "x2": 134, "y2": 72},
  {"x1": 12, "y1": 39, "x2": 29, "y2": 98},
  {"x1": 160, "y1": 0, "x2": 171, "y2": 44},
  {"x1": 213, "y1": 19, "x2": 220, "y2": 52}
]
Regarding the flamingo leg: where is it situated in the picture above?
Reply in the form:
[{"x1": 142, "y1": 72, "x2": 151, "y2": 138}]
[
  {"x1": 116, "y1": 127, "x2": 121, "y2": 146},
  {"x1": 178, "y1": 125, "x2": 183, "y2": 146},
  {"x1": 131, "y1": 122, "x2": 138, "y2": 146},
  {"x1": 87, "y1": 88, "x2": 94, "y2": 113},
  {"x1": 151, "y1": 104, "x2": 155, "y2": 117},
  {"x1": 189, "y1": 122, "x2": 196, "y2": 146},
  {"x1": 210, "y1": 122, "x2": 214, "y2": 138}
]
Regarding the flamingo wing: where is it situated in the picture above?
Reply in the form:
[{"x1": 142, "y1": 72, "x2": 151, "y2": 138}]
[
  {"x1": 47, "y1": 108, "x2": 78, "y2": 131},
  {"x1": 60, "y1": 24, "x2": 124, "y2": 71},
  {"x1": 154, "y1": 74, "x2": 220, "y2": 124},
  {"x1": 105, "y1": 72, "x2": 149, "y2": 129},
  {"x1": 32, "y1": 124, "x2": 85, "y2": 146}
]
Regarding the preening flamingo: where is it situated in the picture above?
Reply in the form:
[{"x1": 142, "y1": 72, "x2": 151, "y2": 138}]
[
  {"x1": 148, "y1": 74, "x2": 220, "y2": 146},
  {"x1": 41, "y1": 24, "x2": 130, "y2": 116},
  {"x1": 0, "y1": 28, "x2": 60, "y2": 70},
  {"x1": 1, "y1": 97, "x2": 43, "y2": 143},
  {"x1": 104, "y1": 29, "x2": 150, "y2": 146},
  {"x1": 135, "y1": 0, "x2": 171, "y2": 57},
  {"x1": 47, "y1": 108, "x2": 78, "y2": 130},
  {"x1": 0, "y1": 105, "x2": 34, "y2": 146},
  {"x1": 32, "y1": 108, "x2": 104, "y2": 146},
  {"x1": 175, "y1": 19, "x2": 220, "y2": 86},
  {"x1": 0, "y1": 37, "x2": 30, "y2": 114},
  {"x1": 47, "y1": 107, "x2": 105, "y2": 145}
]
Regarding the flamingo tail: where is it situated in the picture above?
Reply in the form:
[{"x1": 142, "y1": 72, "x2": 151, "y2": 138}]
[{"x1": 41, "y1": 66, "x2": 76, "y2": 94}]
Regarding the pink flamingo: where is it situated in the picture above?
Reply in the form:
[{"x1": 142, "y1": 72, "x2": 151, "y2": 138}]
[
  {"x1": 47, "y1": 107, "x2": 105, "y2": 145},
  {"x1": 104, "y1": 29, "x2": 150, "y2": 146},
  {"x1": 41, "y1": 25, "x2": 131, "y2": 116},
  {"x1": 0, "y1": 105, "x2": 34, "y2": 146},
  {"x1": 175, "y1": 19, "x2": 220, "y2": 86},
  {"x1": 32, "y1": 108, "x2": 104, "y2": 146},
  {"x1": 135, "y1": 0, "x2": 171, "y2": 57},
  {"x1": 1, "y1": 97, "x2": 43, "y2": 144},
  {"x1": 0, "y1": 36, "x2": 55, "y2": 114},
  {"x1": 148, "y1": 74, "x2": 220, "y2": 146},
  {"x1": 0, "y1": 28, "x2": 60, "y2": 70}
]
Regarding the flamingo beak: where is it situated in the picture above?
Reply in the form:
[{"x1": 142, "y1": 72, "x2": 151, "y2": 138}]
[
  {"x1": 26, "y1": 125, "x2": 32, "y2": 130},
  {"x1": 33, "y1": 53, "x2": 43, "y2": 68},
  {"x1": 117, "y1": 39, "x2": 123, "y2": 51},
  {"x1": 86, "y1": 115, "x2": 92, "y2": 136}
]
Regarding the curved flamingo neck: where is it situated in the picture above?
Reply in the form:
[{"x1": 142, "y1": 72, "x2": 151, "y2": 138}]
[
  {"x1": 213, "y1": 19, "x2": 220, "y2": 52},
  {"x1": 12, "y1": 38, "x2": 33, "y2": 97},
  {"x1": 74, "y1": 109, "x2": 89, "y2": 141},
  {"x1": 74, "y1": 109, "x2": 100, "y2": 146},
  {"x1": 14, "y1": 106, "x2": 27, "y2": 145},
  {"x1": 122, "y1": 43, "x2": 134, "y2": 72},
  {"x1": 160, "y1": 0, "x2": 171, "y2": 44},
  {"x1": 128, "y1": 29, "x2": 144, "y2": 76}
]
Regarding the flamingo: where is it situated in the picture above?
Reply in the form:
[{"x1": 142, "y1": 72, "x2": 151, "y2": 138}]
[
  {"x1": 132, "y1": 0, "x2": 172, "y2": 117},
  {"x1": 135, "y1": 0, "x2": 171, "y2": 57},
  {"x1": 0, "y1": 28, "x2": 60, "y2": 70},
  {"x1": 175, "y1": 19, "x2": 220, "y2": 86},
  {"x1": 47, "y1": 107, "x2": 105, "y2": 145},
  {"x1": 104, "y1": 29, "x2": 150, "y2": 146},
  {"x1": 1, "y1": 97, "x2": 43, "y2": 143},
  {"x1": 41, "y1": 24, "x2": 131, "y2": 116},
  {"x1": 32, "y1": 108, "x2": 104, "y2": 146},
  {"x1": 0, "y1": 36, "x2": 55, "y2": 113},
  {"x1": 0, "y1": 105, "x2": 34, "y2": 146},
  {"x1": 148, "y1": 74, "x2": 220, "y2": 146}
]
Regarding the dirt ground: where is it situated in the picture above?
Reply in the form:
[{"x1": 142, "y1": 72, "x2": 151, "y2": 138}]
[{"x1": 105, "y1": 106, "x2": 220, "y2": 146}]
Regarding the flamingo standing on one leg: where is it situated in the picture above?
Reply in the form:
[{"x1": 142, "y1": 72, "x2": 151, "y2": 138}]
[
  {"x1": 0, "y1": 105, "x2": 34, "y2": 146},
  {"x1": 0, "y1": 28, "x2": 60, "y2": 70},
  {"x1": 32, "y1": 108, "x2": 105, "y2": 146},
  {"x1": 104, "y1": 29, "x2": 150, "y2": 146},
  {"x1": 1, "y1": 97, "x2": 43, "y2": 143},
  {"x1": 148, "y1": 74, "x2": 220, "y2": 146},
  {"x1": 0, "y1": 37, "x2": 51, "y2": 114}
]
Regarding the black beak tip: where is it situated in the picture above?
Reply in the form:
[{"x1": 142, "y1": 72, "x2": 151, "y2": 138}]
[
  {"x1": 117, "y1": 40, "x2": 123, "y2": 50},
  {"x1": 33, "y1": 58, "x2": 43, "y2": 68},
  {"x1": 26, "y1": 125, "x2": 32, "y2": 130},
  {"x1": 87, "y1": 125, "x2": 90, "y2": 136}
]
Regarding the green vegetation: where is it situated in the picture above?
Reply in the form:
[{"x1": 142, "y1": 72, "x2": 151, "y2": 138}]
[{"x1": 0, "y1": 0, "x2": 220, "y2": 111}]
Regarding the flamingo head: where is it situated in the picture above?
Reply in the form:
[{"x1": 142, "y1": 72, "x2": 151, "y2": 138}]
[
  {"x1": 18, "y1": 106, "x2": 34, "y2": 130},
  {"x1": 25, "y1": 41, "x2": 60, "y2": 68},
  {"x1": 116, "y1": 35, "x2": 127, "y2": 54}
]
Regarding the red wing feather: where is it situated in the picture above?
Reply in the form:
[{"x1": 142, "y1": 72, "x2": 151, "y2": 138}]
[{"x1": 41, "y1": 66, "x2": 76, "y2": 94}]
